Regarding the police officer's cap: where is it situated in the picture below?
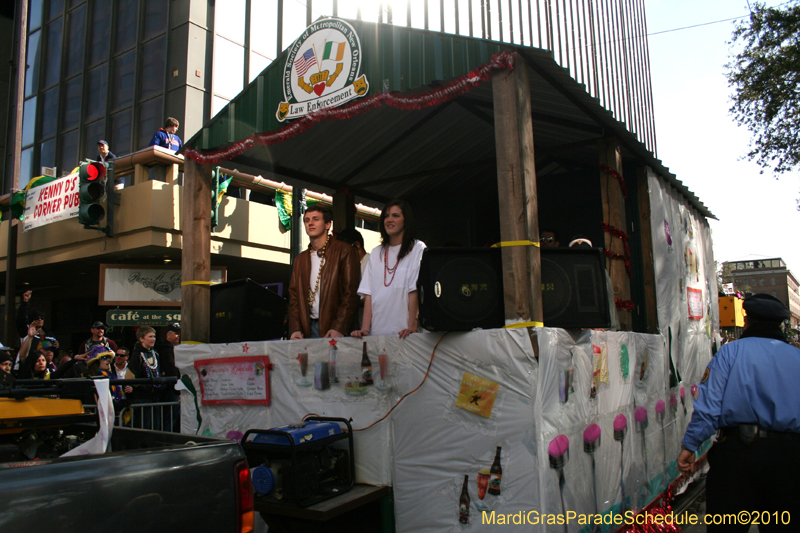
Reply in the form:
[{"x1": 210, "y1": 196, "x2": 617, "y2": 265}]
[{"x1": 743, "y1": 293, "x2": 790, "y2": 322}]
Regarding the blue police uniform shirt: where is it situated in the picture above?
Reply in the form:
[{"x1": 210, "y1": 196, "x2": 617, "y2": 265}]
[{"x1": 682, "y1": 337, "x2": 800, "y2": 452}]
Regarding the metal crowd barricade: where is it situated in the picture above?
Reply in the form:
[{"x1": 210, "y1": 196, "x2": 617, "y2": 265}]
[
  {"x1": 83, "y1": 401, "x2": 180, "y2": 432},
  {"x1": 118, "y1": 402, "x2": 180, "y2": 432}
]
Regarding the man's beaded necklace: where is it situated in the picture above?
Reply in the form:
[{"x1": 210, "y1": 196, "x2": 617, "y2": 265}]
[{"x1": 307, "y1": 234, "x2": 331, "y2": 308}]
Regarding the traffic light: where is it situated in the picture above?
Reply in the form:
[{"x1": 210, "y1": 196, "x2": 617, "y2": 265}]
[{"x1": 78, "y1": 161, "x2": 107, "y2": 226}]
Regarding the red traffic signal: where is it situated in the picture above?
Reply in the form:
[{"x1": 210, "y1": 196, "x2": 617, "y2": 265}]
[{"x1": 83, "y1": 162, "x2": 107, "y2": 182}]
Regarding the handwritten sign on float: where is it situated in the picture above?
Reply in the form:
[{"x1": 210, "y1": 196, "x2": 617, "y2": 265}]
[{"x1": 194, "y1": 356, "x2": 270, "y2": 406}]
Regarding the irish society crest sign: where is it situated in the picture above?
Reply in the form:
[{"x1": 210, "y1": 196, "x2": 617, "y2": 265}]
[{"x1": 276, "y1": 19, "x2": 369, "y2": 122}]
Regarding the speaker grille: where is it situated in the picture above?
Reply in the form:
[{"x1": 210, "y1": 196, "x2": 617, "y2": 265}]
[
  {"x1": 434, "y1": 258, "x2": 503, "y2": 323},
  {"x1": 418, "y1": 248, "x2": 505, "y2": 331}
]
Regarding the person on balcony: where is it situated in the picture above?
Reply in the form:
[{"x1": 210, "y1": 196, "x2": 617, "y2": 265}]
[
  {"x1": 288, "y1": 206, "x2": 360, "y2": 340},
  {"x1": 149, "y1": 117, "x2": 182, "y2": 152},
  {"x1": 96, "y1": 140, "x2": 116, "y2": 163}
]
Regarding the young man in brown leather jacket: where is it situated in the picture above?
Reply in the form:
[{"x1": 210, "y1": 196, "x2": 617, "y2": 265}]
[{"x1": 288, "y1": 206, "x2": 360, "y2": 339}]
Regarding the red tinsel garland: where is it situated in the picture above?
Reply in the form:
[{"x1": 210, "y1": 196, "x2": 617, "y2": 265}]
[
  {"x1": 615, "y1": 299, "x2": 635, "y2": 311},
  {"x1": 621, "y1": 484, "x2": 681, "y2": 533},
  {"x1": 601, "y1": 222, "x2": 632, "y2": 278},
  {"x1": 599, "y1": 163, "x2": 628, "y2": 198},
  {"x1": 184, "y1": 51, "x2": 517, "y2": 165}
]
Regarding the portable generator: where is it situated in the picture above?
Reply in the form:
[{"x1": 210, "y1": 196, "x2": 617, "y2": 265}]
[{"x1": 241, "y1": 416, "x2": 354, "y2": 507}]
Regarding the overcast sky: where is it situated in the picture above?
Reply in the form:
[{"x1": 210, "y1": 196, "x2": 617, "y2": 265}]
[{"x1": 645, "y1": 0, "x2": 800, "y2": 274}]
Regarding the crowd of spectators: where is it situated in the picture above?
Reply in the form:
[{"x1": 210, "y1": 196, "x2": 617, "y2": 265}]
[{"x1": 0, "y1": 290, "x2": 181, "y2": 431}]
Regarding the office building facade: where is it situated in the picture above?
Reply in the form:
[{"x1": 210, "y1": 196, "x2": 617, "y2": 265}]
[{"x1": 5, "y1": 0, "x2": 656, "y2": 192}]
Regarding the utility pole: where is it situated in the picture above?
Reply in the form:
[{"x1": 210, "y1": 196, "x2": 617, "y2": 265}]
[{"x1": 4, "y1": 0, "x2": 29, "y2": 347}]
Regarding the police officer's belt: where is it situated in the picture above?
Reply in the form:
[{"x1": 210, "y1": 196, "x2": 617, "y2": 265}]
[{"x1": 720, "y1": 425, "x2": 800, "y2": 445}]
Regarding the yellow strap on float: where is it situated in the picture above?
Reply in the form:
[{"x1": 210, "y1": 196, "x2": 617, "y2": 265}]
[
  {"x1": 491, "y1": 240, "x2": 540, "y2": 248},
  {"x1": 181, "y1": 281, "x2": 215, "y2": 286},
  {"x1": 490, "y1": 241, "x2": 544, "y2": 328},
  {"x1": 504, "y1": 321, "x2": 545, "y2": 329}
]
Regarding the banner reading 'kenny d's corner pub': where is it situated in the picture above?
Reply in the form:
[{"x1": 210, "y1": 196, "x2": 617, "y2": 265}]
[
  {"x1": 23, "y1": 173, "x2": 80, "y2": 231},
  {"x1": 276, "y1": 18, "x2": 369, "y2": 121}
]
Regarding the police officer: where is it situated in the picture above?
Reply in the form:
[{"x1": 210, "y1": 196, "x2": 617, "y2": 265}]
[{"x1": 677, "y1": 293, "x2": 800, "y2": 531}]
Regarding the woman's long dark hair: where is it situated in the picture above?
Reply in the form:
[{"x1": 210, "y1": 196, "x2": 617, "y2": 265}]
[
  {"x1": 18, "y1": 350, "x2": 47, "y2": 379},
  {"x1": 379, "y1": 199, "x2": 416, "y2": 260}
]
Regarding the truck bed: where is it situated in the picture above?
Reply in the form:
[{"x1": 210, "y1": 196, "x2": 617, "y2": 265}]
[{"x1": 0, "y1": 426, "x2": 248, "y2": 533}]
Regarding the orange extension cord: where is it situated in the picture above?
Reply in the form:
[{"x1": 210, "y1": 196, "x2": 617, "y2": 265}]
[{"x1": 303, "y1": 332, "x2": 449, "y2": 431}]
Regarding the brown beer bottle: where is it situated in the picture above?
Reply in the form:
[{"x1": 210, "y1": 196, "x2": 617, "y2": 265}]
[
  {"x1": 361, "y1": 342, "x2": 373, "y2": 385},
  {"x1": 459, "y1": 474, "x2": 470, "y2": 524},
  {"x1": 488, "y1": 446, "x2": 502, "y2": 495}
]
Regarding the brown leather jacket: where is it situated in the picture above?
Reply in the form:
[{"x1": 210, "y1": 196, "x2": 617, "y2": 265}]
[{"x1": 288, "y1": 238, "x2": 360, "y2": 338}]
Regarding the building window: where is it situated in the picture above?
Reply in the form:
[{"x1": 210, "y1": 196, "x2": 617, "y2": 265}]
[
  {"x1": 40, "y1": 86, "x2": 59, "y2": 140},
  {"x1": 65, "y1": 5, "x2": 86, "y2": 77},
  {"x1": 25, "y1": 30, "x2": 42, "y2": 97},
  {"x1": 140, "y1": 37, "x2": 166, "y2": 100},
  {"x1": 82, "y1": 119, "x2": 106, "y2": 161},
  {"x1": 115, "y1": 0, "x2": 139, "y2": 54},
  {"x1": 143, "y1": 0, "x2": 168, "y2": 42},
  {"x1": 216, "y1": 0, "x2": 246, "y2": 44},
  {"x1": 22, "y1": 97, "x2": 38, "y2": 146},
  {"x1": 771, "y1": 277, "x2": 776, "y2": 285},
  {"x1": 43, "y1": 18, "x2": 64, "y2": 88},
  {"x1": 111, "y1": 109, "x2": 133, "y2": 156},
  {"x1": 20, "y1": 148, "x2": 34, "y2": 189},
  {"x1": 59, "y1": 129, "x2": 80, "y2": 174},
  {"x1": 250, "y1": 0, "x2": 278, "y2": 60},
  {"x1": 47, "y1": 0, "x2": 65, "y2": 21},
  {"x1": 29, "y1": 0, "x2": 43, "y2": 31},
  {"x1": 89, "y1": 1, "x2": 111, "y2": 66},
  {"x1": 40, "y1": 138, "x2": 56, "y2": 168},
  {"x1": 138, "y1": 96, "x2": 164, "y2": 150},
  {"x1": 112, "y1": 51, "x2": 136, "y2": 110},
  {"x1": 63, "y1": 75, "x2": 82, "y2": 129}
]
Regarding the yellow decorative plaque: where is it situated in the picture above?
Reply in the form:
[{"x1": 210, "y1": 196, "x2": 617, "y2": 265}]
[{"x1": 456, "y1": 373, "x2": 499, "y2": 418}]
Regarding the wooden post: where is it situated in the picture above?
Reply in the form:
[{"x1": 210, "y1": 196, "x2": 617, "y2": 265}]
[
  {"x1": 165, "y1": 164, "x2": 180, "y2": 183},
  {"x1": 492, "y1": 55, "x2": 543, "y2": 324},
  {"x1": 599, "y1": 138, "x2": 632, "y2": 331},
  {"x1": 637, "y1": 165, "x2": 659, "y2": 333},
  {"x1": 134, "y1": 164, "x2": 149, "y2": 185},
  {"x1": 332, "y1": 188, "x2": 356, "y2": 234},
  {"x1": 181, "y1": 159, "x2": 212, "y2": 343}
]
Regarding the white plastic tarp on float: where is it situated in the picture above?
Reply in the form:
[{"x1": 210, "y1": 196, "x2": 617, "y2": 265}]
[
  {"x1": 647, "y1": 167, "x2": 718, "y2": 387},
  {"x1": 177, "y1": 325, "x2": 703, "y2": 532}
]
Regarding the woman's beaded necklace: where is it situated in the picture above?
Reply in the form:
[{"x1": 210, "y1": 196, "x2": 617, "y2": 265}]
[
  {"x1": 384, "y1": 245, "x2": 401, "y2": 287},
  {"x1": 307, "y1": 234, "x2": 331, "y2": 308}
]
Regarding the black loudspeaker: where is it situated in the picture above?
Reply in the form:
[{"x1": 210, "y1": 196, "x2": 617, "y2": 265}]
[
  {"x1": 210, "y1": 278, "x2": 287, "y2": 343},
  {"x1": 417, "y1": 248, "x2": 505, "y2": 332},
  {"x1": 540, "y1": 247, "x2": 611, "y2": 328}
]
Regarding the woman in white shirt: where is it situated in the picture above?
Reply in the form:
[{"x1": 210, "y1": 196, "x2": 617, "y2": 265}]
[{"x1": 352, "y1": 200, "x2": 426, "y2": 338}]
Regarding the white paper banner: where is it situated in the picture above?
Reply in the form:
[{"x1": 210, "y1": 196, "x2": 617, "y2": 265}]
[
  {"x1": 61, "y1": 379, "x2": 114, "y2": 457},
  {"x1": 22, "y1": 173, "x2": 81, "y2": 231}
]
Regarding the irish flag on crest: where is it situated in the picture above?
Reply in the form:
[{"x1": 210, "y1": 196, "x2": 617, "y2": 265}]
[{"x1": 322, "y1": 41, "x2": 345, "y2": 61}]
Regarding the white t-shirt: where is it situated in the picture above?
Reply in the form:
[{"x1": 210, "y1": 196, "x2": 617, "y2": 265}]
[
  {"x1": 309, "y1": 251, "x2": 323, "y2": 319},
  {"x1": 358, "y1": 240, "x2": 426, "y2": 336}
]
